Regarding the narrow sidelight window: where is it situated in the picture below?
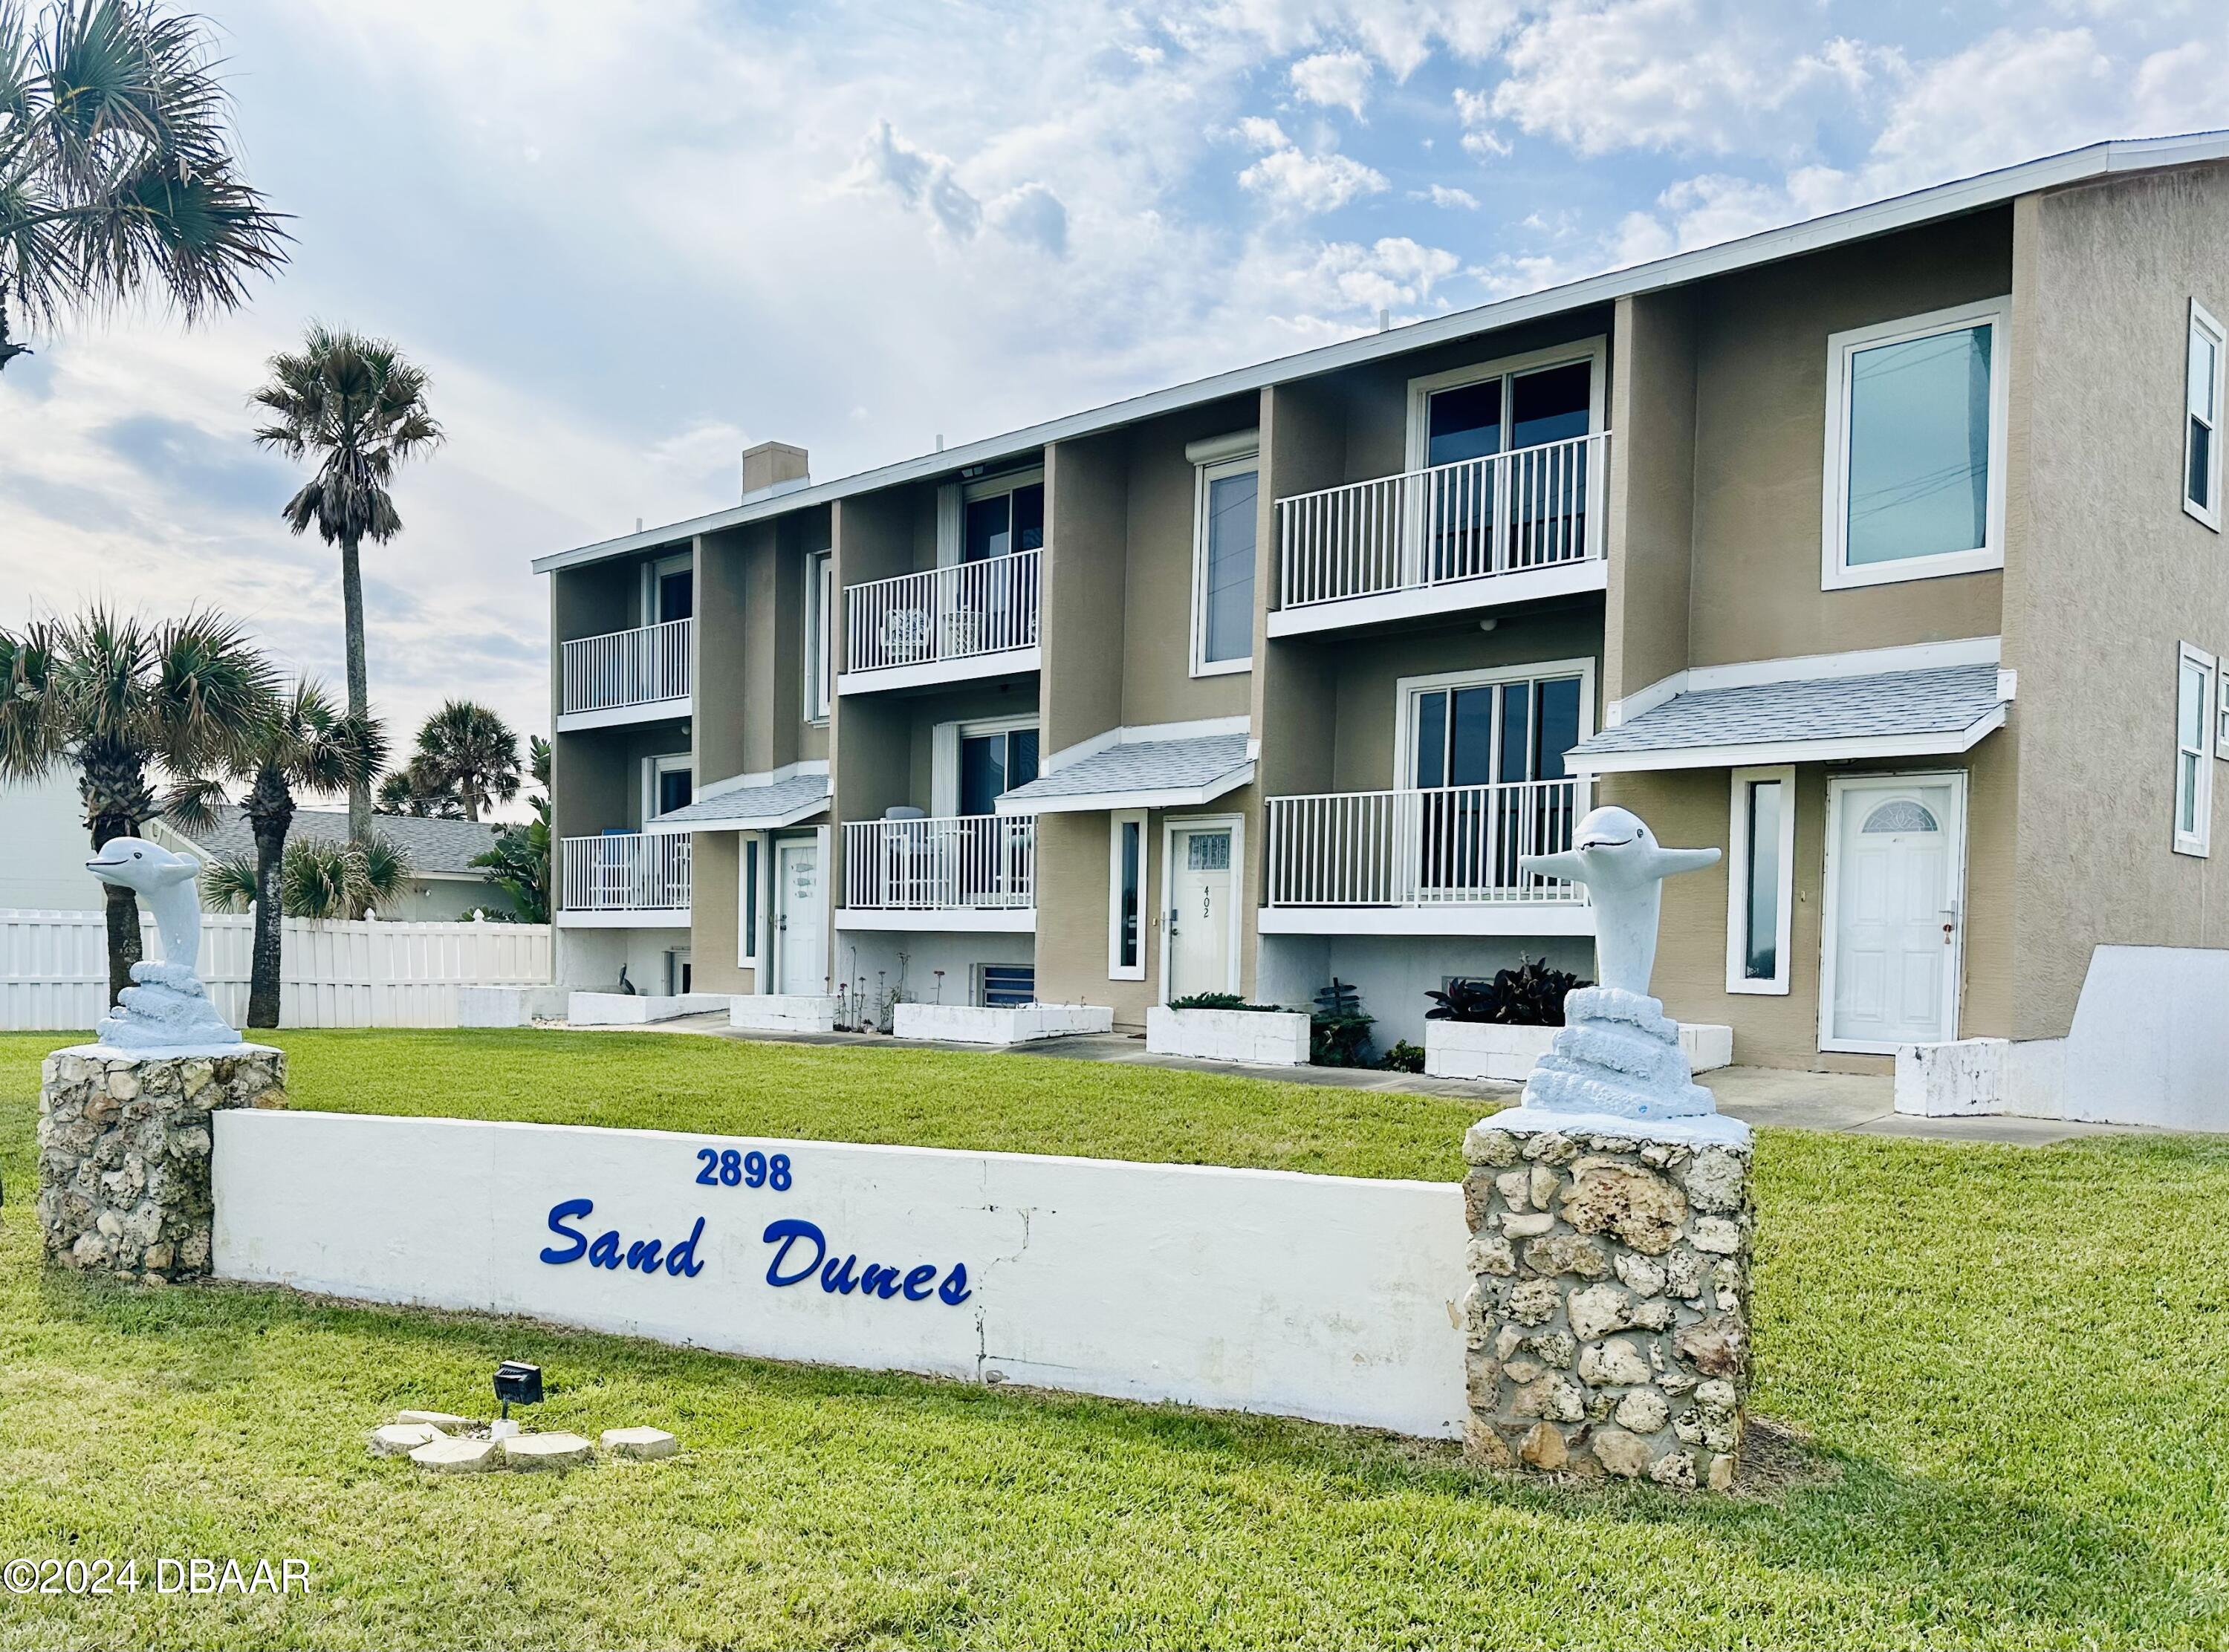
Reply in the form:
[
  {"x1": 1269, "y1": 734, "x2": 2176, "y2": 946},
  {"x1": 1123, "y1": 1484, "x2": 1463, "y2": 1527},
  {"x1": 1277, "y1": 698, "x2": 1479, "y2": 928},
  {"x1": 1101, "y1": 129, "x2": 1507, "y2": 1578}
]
[
  {"x1": 740, "y1": 838, "x2": 760, "y2": 965},
  {"x1": 1823, "y1": 299, "x2": 2008, "y2": 588},
  {"x1": 1726, "y1": 767, "x2": 1794, "y2": 994},
  {"x1": 1109, "y1": 810, "x2": 1146, "y2": 979},
  {"x1": 2186, "y1": 300, "x2": 2223, "y2": 530},
  {"x1": 2176, "y1": 643, "x2": 2214, "y2": 857},
  {"x1": 804, "y1": 549, "x2": 833, "y2": 721}
]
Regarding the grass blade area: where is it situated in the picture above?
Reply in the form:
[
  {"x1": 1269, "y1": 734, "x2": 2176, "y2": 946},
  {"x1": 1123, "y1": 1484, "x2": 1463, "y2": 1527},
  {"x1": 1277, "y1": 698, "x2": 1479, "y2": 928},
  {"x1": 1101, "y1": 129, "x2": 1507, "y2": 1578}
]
[{"x1": 1, "y1": 1028, "x2": 2226, "y2": 1648}]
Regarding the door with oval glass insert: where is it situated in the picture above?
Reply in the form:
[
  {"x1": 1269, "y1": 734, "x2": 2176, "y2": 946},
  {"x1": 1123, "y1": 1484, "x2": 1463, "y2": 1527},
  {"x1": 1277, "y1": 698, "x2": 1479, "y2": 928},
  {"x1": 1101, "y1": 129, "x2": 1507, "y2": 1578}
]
[{"x1": 1824, "y1": 777, "x2": 1964, "y2": 1051}]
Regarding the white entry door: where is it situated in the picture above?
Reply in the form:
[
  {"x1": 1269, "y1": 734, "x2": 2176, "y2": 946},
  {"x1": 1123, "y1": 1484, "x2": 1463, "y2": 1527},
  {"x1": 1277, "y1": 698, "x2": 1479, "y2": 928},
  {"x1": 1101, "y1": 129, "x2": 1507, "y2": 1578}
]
[
  {"x1": 1165, "y1": 824, "x2": 1236, "y2": 1000},
  {"x1": 775, "y1": 840, "x2": 823, "y2": 995},
  {"x1": 1824, "y1": 776, "x2": 1965, "y2": 1052}
]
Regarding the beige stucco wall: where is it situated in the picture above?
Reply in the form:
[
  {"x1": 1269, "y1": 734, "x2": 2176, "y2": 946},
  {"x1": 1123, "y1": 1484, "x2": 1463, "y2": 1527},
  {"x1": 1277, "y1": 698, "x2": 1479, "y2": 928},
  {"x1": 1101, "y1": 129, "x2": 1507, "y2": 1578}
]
[
  {"x1": 2001, "y1": 163, "x2": 2229, "y2": 1038},
  {"x1": 1683, "y1": 209, "x2": 2011, "y2": 671},
  {"x1": 1043, "y1": 432, "x2": 1129, "y2": 752},
  {"x1": 1605, "y1": 289, "x2": 1698, "y2": 704},
  {"x1": 691, "y1": 828, "x2": 753, "y2": 993}
]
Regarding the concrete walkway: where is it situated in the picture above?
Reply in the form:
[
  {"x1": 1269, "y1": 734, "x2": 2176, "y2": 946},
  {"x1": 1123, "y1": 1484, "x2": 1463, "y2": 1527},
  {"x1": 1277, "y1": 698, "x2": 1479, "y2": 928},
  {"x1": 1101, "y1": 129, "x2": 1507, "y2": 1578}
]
[{"x1": 579, "y1": 1012, "x2": 2136, "y2": 1147}]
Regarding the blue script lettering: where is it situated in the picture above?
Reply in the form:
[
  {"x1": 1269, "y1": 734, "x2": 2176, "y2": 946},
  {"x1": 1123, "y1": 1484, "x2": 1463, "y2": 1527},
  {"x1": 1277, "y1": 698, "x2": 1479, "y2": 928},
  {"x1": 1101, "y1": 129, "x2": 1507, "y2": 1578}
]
[
  {"x1": 759, "y1": 1217, "x2": 969, "y2": 1307},
  {"x1": 539, "y1": 1200, "x2": 705, "y2": 1278}
]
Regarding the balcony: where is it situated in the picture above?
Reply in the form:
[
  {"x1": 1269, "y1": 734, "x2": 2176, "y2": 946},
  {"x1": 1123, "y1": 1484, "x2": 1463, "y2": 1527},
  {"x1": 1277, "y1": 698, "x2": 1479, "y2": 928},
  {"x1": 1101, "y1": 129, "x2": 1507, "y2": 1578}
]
[
  {"x1": 1269, "y1": 432, "x2": 1610, "y2": 637},
  {"x1": 837, "y1": 813, "x2": 1036, "y2": 932},
  {"x1": 557, "y1": 832, "x2": 690, "y2": 927},
  {"x1": 1260, "y1": 778, "x2": 1594, "y2": 936},
  {"x1": 558, "y1": 617, "x2": 692, "y2": 730},
  {"x1": 839, "y1": 550, "x2": 1041, "y2": 694}
]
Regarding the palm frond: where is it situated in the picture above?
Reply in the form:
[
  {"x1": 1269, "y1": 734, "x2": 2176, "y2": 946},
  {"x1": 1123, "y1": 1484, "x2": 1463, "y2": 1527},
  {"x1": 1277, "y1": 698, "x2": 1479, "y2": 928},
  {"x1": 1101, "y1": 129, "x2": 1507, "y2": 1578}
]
[
  {"x1": 251, "y1": 320, "x2": 441, "y2": 546},
  {"x1": 198, "y1": 848, "x2": 256, "y2": 912},
  {"x1": 0, "y1": 620, "x2": 65, "y2": 779},
  {"x1": 159, "y1": 771, "x2": 227, "y2": 830}
]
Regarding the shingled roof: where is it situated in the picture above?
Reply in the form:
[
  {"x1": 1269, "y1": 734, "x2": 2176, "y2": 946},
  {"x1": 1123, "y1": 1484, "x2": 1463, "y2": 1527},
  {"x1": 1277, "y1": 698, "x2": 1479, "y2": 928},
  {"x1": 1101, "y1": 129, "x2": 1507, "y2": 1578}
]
[{"x1": 178, "y1": 804, "x2": 505, "y2": 877}]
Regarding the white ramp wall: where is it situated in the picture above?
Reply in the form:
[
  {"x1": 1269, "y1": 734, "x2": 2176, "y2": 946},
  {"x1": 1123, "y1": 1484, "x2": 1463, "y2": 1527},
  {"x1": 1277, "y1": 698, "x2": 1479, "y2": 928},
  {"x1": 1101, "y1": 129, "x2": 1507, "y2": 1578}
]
[
  {"x1": 213, "y1": 1111, "x2": 1470, "y2": 1438},
  {"x1": 0, "y1": 910, "x2": 551, "y2": 1031}
]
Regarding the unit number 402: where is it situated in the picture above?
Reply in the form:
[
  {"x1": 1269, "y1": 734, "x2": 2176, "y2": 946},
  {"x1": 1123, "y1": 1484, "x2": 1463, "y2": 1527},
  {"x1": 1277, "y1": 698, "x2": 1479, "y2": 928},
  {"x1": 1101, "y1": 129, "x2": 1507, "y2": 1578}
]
[{"x1": 694, "y1": 1148, "x2": 793, "y2": 1191}]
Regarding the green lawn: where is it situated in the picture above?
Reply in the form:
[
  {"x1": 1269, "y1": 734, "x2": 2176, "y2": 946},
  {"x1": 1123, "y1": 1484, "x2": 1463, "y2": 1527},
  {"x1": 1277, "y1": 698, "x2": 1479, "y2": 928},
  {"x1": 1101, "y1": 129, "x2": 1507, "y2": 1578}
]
[{"x1": 2, "y1": 1028, "x2": 2227, "y2": 1649}]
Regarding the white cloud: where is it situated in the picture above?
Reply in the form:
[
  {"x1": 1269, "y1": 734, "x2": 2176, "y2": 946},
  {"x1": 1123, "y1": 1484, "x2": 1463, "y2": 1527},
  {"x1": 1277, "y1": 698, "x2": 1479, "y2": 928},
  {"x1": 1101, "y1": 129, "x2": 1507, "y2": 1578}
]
[
  {"x1": 1311, "y1": 235, "x2": 1463, "y2": 310},
  {"x1": 1290, "y1": 49, "x2": 1372, "y2": 117},
  {"x1": 1414, "y1": 183, "x2": 1479, "y2": 209},
  {"x1": 987, "y1": 182, "x2": 1071, "y2": 256},
  {"x1": 1453, "y1": 87, "x2": 1511, "y2": 157},
  {"x1": 843, "y1": 118, "x2": 984, "y2": 240},
  {"x1": 1239, "y1": 144, "x2": 1390, "y2": 212}
]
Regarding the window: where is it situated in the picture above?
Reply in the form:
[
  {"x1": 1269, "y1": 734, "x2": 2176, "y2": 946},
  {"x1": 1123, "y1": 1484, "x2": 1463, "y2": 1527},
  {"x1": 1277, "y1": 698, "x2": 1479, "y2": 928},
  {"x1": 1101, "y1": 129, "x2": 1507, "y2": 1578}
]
[
  {"x1": 964, "y1": 476, "x2": 1044, "y2": 562},
  {"x1": 980, "y1": 963, "x2": 1035, "y2": 1007},
  {"x1": 1403, "y1": 666, "x2": 1589, "y2": 789},
  {"x1": 2176, "y1": 643, "x2": 2214, "y2": 857},
  {"x1": 959, "y1": 726, "x2": 1039, "y2": 816},
  {"x1": 1187, "y1": 432, "x2": 1259, "y2": 676},
  {"x1": 804, "y1": 549, "x2": 833, "y2": 721},
  {"x1": 646, "y1": 755, "x2": 692, "y2": 822},
  {"x1": 646, "y1": 552, "x2": 692, "y2": 625},
  {"x1": 1108, "y1": 809, "x2": 1145, "y2": 980},
  {"x1": 739, "y1": 836, "x2": 760, "y2": 965},
  {"x1": 2186, "y1": 300, "x2": 2223, "y2": 530},
  {"x1": 1823, "y1": 298, "x2": 2009, "y2": 590},
  {"x1": 1725, "y1": 767, "x2": 1795, "y2": 995}
]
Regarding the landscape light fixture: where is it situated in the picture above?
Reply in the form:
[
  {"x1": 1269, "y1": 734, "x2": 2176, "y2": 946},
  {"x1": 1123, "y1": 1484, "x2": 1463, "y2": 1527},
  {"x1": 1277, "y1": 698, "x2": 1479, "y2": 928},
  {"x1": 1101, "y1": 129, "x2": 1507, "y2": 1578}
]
[{"x1": 493, "y1": 1360, "x2": 542, "y2": 1437}]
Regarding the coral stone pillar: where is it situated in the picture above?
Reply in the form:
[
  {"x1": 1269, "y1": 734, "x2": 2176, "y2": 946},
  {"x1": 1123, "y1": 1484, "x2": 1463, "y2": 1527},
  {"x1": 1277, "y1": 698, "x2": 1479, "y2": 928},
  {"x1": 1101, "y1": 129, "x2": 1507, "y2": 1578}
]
[
  {"x1": 38, "y1": 1044, "x2": 286, "y2": 1283},
  {"x1": 1460, "y1": 1109, "x2": 1754, "y2": 1489}
]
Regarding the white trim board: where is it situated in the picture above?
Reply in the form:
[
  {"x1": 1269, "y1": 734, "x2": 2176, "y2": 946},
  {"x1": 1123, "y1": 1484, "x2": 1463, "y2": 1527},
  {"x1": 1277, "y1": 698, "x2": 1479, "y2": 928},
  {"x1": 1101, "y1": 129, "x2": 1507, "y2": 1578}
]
[
  {"x1": 1256, "y1": 904, "x2": 1595, "y2": 938},
  {"x1": 536, "y1": 135, "x2": 2229, "y2": 577},
  {"x1": 1571, "y1": 707, "x2": 2006, "y2": 776},
  {"x1": 833, "y1": 908, "x2": 1036, "y2": 934},
  {"x1": 1610, "y1": 637, "x2": 2002, "y2": 728},
  {"x1": 837, "y1": 645, "x2": 1040, "y2": 699},
  {"x1": 555, "y1": 697, "x2": 691, "y2": 734},
  {"x1": 1268, "y1": 559, "x2": 1606, "y2": 639},
  {"x1": 555, "y1": 908, "x2": 692, "y2": 930}
]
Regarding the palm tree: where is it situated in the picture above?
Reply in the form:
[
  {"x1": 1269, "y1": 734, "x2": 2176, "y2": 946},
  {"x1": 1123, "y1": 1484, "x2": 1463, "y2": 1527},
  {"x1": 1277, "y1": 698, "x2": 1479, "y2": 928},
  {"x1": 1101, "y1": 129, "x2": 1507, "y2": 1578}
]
[
  {"x1": 0, "y1": 0, "x2": 287, "y2": 368},
  {"x1": 251, "y1": 324, "x2": 442, "y2": 840},
  {"x1": 169, "y1": 678, "x2": 382, "y2": 1027},
  {"x1": 0, "y1": 608, "x2": 273, "y2": 999},
  {"x1": 473, "y1": 734, "x2": 549, "y2": 921},
  {"x1": 204, "y1": 830, "x2": 415, "y2": 924},
  {"x1": 413, "y1": 698, "x2": 519, "y2": 823},
  {"x1": 375, "y1": 752, "x2": 463, "y2": 818}
]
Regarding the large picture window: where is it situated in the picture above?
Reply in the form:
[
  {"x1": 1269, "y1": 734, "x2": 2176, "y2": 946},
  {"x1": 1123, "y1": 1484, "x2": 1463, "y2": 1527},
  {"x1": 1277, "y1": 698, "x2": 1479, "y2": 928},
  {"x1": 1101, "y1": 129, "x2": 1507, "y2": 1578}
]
[
  {"x1": 1725, "y1": 767, "x2": 1795, "y2": 995},
  {"x1": 1823, "y1": 298, "x2": 2009, "y2": 590},
  {"x1": 2186, "y1": 299, "x2": 2223, "y2": 530},
  {"x1": 1188, "y1": 432, "x2": 1259, "y2": 676}
]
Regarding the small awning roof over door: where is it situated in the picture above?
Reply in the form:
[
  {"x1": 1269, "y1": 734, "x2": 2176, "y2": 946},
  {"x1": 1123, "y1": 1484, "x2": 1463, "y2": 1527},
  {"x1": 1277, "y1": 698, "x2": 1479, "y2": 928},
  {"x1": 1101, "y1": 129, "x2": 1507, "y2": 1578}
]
[
  {"x1": 1565, "y1": 663, "x2": 2009, "y2": 774},
  {"x1": 998, "y1": 732, "x2": 1253, "y2": 814},
  {"x1": 644, "y1": 772, "x2": 831, "y2": 833}
]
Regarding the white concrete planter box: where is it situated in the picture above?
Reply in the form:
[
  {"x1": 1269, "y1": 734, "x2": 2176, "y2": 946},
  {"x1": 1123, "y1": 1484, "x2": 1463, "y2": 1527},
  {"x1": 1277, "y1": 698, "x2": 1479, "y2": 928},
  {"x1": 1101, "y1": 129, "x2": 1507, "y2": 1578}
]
[
  {"x1": 567, "y1": 991, "x2": 731, "y2": 1026},
  {"x1": 1426, "y1": 1019, "x2": 1733, "y2": 1082},
  {"x1": 730, "y1": 994, "x2": 840, "y2": 1033},
  {"x1": 458, "y1": 986, "x2": 569, "y2": 1027},
  {"x1": 892, "y1": 1001, "x2": 1114, "y2": 1046},
  {"x1": 1895, "y1": 1036, "x2": 2007, "y2": 1116},
  {"x1": 1146, "y1": 1006, "x2": 1311, "y2": 1067}
]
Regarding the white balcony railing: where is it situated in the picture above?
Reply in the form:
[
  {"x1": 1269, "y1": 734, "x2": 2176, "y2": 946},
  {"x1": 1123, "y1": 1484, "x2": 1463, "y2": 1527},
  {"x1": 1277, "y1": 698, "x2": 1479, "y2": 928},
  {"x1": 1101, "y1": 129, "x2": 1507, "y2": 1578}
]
[
  {"x1": 1276, "y1": 432, "x2": 1610, "y2": 610},
  {"x1": 1265, "y1": 779, "x2": 1589, "y2": 908},
  {"x1": 844, "y1": 550, "x2": 1041, "y2": 676},
  {"x1": 559, "y1": 832, "x2": 691, "y2": 912},
  {"x1": 560, "y1": 617, "x2": 693, "y2": 716},
  {"x1": 843, "y1": 814, "x2": 1036, "y2": 911}
]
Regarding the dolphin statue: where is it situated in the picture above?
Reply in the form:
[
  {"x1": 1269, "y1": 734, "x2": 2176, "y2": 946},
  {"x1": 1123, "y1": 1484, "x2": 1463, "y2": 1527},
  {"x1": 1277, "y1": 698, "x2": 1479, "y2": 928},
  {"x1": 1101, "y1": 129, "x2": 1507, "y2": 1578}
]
[
  {"x1": 1521, "y1": 805, "x2": 1719, "y2": 996},
  {"x1": 87, "y1": 837, "x2": 205, "y2": 968}
]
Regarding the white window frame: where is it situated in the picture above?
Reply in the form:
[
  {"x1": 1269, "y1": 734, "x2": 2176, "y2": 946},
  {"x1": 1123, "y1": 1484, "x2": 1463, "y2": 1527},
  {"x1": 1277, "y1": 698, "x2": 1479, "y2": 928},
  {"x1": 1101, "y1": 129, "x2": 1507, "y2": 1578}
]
[
  {"x1": 1391, "y1": 657, "x2": 1597, "y2": 789},
  {"x1": 804, "y1": 548, "x2": 833, "y2": 723},
  {"x1": 2176, "y1": 641, "x2": 2215, "y2": 858},
  {"x1": 932, "y1": 715, "x2": 1040, "y2": 818},
  {"x1": 1402, "y1": 336, "x2": 1608, "y2": 473},
  {"x1": 2185, "y1": 299, "x2": 2223, "y2": 532},
  {"x1": 643, "y1": 550, "x2": 692, "y2": 627},
  {"x1": 1188, "y1": 432, "x2": 1260, "y2": 679},
  {"x1": 737, "y1": 832, "x2": 762, "y2": 966},
  {"x1": 1725, "y1": 765, "x2": 1796, "y2": 995},
  {"x1": 643, "y1": 753, "x2": 692, "y2": 825},
  {"x1": 1107, "y1": 808, "x2": 1147, "y2": 981},
  {"x1": 1157, "y1": 813, "x2": 1245, "y2": 1001},
  {"x1": 1821, "y1": 296, "x2": 2011, "y2": 591}
]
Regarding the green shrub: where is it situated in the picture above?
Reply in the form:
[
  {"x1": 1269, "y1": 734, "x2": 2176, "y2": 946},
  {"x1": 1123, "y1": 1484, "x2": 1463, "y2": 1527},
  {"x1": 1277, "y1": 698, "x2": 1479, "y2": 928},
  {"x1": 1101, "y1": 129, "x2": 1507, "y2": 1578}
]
[
  {"x1": 1425, "y1": 956, "x2": 1589, "y2": 1027},
  {"x1": 1310, "y1": 977, "x2": 1375, "y2": 1067}
]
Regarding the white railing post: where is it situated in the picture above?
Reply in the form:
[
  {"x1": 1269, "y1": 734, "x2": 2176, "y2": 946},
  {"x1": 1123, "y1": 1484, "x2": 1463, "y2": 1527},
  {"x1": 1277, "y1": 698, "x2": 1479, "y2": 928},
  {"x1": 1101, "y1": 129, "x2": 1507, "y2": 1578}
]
[
  {"x1": 1262, "y1": 780, "x2": 1587, "y2": 908},
  {"x1": 558, "y1": 832, "x2": 690, "y2": 912},
  {"x1": 559, "y1": 617, "x2": 695, "y2": 717},
  {"x1": 842, "y1": 550, "x2": 1042, "y2": 676},
  {"x1": 841, "y1": 814, "x2": 1037, "y2": 910}
]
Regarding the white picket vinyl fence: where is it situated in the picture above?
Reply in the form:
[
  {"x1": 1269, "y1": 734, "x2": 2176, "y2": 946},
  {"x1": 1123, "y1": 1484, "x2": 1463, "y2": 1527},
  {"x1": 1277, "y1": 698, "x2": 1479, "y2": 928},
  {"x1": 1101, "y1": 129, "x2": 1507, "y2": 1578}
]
[{"x1": 0, "y1": 909, "x2": 551, "y2": 1031}]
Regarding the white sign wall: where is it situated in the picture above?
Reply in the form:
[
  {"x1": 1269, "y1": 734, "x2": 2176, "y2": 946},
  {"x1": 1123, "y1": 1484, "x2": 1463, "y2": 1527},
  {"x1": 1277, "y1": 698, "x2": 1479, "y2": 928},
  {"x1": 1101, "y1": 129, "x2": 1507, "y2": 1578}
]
[{"x1": 212, "y1": 1112, "x2": 1470, "y2": 1438}]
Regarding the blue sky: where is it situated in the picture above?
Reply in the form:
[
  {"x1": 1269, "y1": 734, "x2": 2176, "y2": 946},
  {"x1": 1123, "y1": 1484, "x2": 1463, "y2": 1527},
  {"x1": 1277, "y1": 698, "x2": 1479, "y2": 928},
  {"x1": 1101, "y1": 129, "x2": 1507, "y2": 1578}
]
[{"x1": 3, "y1": 0, "x2": 2225, "y2": 792}]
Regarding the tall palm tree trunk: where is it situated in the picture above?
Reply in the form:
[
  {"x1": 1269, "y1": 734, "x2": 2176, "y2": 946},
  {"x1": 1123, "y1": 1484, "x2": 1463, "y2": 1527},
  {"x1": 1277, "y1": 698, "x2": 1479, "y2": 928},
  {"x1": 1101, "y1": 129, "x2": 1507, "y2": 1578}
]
[
  {"x1": 340, "y1": 531, "x2": 371, "y2": 842},
  {"x1": 242, "y1": 767, "x2": 294, "y2": 1029},
  {"x1": 91, "y1": 817, "x2": 142, "y2": 1006},
  {"x1": 80, "y1": 740, "x2": 153, "y2": 1004}
]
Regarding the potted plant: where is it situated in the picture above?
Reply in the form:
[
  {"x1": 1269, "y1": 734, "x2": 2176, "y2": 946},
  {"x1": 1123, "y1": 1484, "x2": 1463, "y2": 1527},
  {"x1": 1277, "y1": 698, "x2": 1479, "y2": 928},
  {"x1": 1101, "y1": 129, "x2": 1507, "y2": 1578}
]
[
  {"x1": 1423, "y1": 957, "x2": 1589, "y2": 1082},
  {"x1": 1146, "y1": 992, "x2": 1311, "y2": 1067}
]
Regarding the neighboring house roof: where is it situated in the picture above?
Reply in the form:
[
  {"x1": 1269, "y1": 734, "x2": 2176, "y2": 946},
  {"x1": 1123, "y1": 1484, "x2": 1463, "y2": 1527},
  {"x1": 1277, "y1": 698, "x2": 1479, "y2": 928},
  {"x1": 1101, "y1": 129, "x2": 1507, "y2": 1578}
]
[
  {"x1": 999, "y1": 732, "x2": 1254, "y2": 814},
  {"x1": 1566, "y1": 664, "x2": 2009, "y2": 774},
  {"x1": 645, "y1": 772, "x2": 831, "y2": 833},
  {"x1": 533, "y1": 131, "x2": 2229, "y2": 576},
  {"x1": 176, "y1": 805, "x2": 506, "y2": 879}
]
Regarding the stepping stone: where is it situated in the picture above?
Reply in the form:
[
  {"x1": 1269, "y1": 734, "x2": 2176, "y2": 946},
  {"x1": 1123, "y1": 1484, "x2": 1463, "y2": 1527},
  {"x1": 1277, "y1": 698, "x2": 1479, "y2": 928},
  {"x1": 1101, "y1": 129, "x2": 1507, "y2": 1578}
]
[
  {"x1": 502, "y1": 1432, "x2": 594, "y2": 1471},
  {"x1": 369, "y1": 1422, "x2": 440, "y2": 1457},
  {"x1": 600, "y1": 1426, "x2": 678, "y2": 1460},
  {"x1": 396, "y1": 1411, "x2": 478, "y2": 1434},
  {"x1": 410, "y1": 1437, "x2": 502, "y2": 1474}
]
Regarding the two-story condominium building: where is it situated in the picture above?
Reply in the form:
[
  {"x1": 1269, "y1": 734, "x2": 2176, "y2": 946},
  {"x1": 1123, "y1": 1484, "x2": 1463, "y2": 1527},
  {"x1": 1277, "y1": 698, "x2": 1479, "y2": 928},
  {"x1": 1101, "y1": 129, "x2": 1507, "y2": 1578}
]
[{"x1": 536, "y1": 132, "x2": 2229, "y2": 1116}]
